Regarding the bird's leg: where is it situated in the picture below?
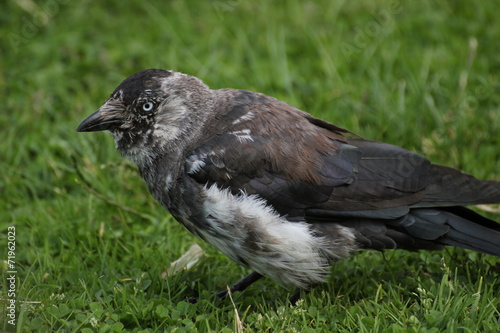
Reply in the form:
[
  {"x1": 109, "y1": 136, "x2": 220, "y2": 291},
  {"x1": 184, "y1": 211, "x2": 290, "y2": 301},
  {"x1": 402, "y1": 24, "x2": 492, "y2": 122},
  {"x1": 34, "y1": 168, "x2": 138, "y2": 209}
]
[
  {"x1": 289, "y1": 288, "x2": 309, "y2": 305},
  {"x1": 216, "y1": 271, "x2": 263, "y2": 300},
  {"x1": 188, "y1": 271, "x2": 263, "y2": 303}
]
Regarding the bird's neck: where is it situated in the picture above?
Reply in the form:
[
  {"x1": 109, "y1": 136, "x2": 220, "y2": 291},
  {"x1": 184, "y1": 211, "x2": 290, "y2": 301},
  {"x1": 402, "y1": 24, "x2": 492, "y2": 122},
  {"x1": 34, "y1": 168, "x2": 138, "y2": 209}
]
[{"x1": 136, "y1": 148, "x2": 184, "y2": 210}]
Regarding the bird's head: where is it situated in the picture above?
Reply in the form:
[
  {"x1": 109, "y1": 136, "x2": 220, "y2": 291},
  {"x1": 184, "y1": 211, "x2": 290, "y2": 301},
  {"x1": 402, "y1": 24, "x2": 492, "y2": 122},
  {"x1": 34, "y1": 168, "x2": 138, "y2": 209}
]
[{"x1": 77, "y1": 69, "x2": 214, "y2": 166}]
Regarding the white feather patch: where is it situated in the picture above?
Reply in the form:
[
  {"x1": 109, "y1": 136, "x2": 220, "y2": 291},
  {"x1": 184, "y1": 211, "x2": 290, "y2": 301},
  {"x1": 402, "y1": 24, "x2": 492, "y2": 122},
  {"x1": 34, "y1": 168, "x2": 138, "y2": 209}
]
[
  {"x1": 199, "y1": 185, "x2": 356, "y2": 289},
  {"x1": 230, "y1": 129, "x2": 254, "y2": 143},
  {"x1": 232, "y1": 111, "x2": 255, "y2": 125},
  {"x1": 186, "y1": 154, "x2": 207, "y2": 174}
]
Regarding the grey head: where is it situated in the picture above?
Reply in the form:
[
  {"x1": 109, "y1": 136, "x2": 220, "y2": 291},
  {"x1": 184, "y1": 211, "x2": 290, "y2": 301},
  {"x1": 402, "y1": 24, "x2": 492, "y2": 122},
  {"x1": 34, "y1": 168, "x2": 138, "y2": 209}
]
[{"x1": 77, "y1": 69, "x2": 214, "y2": 166}]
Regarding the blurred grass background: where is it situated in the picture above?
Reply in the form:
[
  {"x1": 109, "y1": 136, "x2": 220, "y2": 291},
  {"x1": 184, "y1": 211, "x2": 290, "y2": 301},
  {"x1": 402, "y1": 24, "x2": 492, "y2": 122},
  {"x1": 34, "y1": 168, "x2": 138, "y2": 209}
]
[{"x1": 1, "y1": 0, "x2": 499, "y2": 332}]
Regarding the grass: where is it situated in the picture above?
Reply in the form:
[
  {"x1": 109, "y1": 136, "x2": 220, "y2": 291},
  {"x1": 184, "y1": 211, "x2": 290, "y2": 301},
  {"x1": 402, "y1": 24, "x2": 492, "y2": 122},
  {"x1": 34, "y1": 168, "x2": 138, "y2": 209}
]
[{"x1": 1, "y1": 0, "x2": 499, "y2": 331}]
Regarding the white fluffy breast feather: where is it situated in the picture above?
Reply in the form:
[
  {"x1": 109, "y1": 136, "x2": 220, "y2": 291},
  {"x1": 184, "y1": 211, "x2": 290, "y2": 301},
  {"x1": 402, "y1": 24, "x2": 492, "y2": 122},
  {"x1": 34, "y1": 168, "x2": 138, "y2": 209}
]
[{"x1": 199, "y1": 185, "x2": 357, "y2": 289}]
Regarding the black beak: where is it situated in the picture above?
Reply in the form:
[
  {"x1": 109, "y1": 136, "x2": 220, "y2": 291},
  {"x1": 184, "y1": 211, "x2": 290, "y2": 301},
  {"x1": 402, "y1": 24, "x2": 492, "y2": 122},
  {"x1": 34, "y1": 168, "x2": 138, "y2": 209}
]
[{"x1": 76, "y1": 109, "x2": 122, "y2": 132}]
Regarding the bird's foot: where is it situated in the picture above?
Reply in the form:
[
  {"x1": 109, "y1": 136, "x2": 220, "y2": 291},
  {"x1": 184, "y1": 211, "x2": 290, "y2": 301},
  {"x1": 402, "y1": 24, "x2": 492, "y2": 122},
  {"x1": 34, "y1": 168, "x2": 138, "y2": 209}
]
[{"x1": 188, "y1": 271, "x2": 263, "y2": 303}]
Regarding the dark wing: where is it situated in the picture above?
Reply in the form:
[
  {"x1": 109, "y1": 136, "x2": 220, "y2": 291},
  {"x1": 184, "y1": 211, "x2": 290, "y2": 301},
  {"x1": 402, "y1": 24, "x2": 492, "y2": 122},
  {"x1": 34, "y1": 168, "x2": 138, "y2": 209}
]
[
  {"x1": 186, "y1": 89, "x2": 345, "y2": 218},
  {"x1": 185, "y1": 89, "x2": 500, "y2": 255},
  {"x1": 186, "y1": 89, "x2": 433, "y2": 218}
]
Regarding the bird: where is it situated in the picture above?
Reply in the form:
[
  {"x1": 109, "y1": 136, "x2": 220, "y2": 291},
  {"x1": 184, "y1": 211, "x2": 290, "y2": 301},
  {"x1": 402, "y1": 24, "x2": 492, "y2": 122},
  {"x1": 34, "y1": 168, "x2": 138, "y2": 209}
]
[{"x1": 77, "y1": 68, "x2": 500, "y2": 303}]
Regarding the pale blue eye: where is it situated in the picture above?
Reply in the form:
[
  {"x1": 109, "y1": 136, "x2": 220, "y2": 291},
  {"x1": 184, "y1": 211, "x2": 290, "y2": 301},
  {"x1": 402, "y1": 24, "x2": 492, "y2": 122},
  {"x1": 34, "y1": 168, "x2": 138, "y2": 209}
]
[{"x1": 142, "y1": 102, "x2": 154, "y2": 111}]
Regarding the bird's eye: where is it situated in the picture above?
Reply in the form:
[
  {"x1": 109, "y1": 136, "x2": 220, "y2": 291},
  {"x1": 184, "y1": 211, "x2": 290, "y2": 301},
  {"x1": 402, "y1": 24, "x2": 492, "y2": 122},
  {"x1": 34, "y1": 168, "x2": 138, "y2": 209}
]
[{"x1": 142, "y1": 102, "x2": 154, "y2": 112}]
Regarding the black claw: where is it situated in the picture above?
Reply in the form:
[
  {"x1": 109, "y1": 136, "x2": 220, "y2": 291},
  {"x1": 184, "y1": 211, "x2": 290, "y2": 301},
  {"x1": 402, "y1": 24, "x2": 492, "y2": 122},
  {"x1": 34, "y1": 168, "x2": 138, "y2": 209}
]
[
  {"x1": 215, "y1": 289, "x2": 229, "y2": 300},
  {"x1": 187, "y1": 296, "x2": 199, "y2": 304}
]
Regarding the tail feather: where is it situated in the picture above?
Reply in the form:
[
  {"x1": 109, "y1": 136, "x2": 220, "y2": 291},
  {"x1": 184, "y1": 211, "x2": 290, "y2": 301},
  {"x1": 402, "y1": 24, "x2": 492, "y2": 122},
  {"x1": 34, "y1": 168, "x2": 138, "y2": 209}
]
[
  {"x1": 443, "y1": 230, "x2": 500, "y2": 256},
  {"x1": 440, "y1": 207, "x2": 500, "y2": 256},
  {"x1": 415, "y1": 164, "x2": 500, "y2": 207},
  {"x1": 401, "y1": 208, "x2": 500, "y2": 256}
]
